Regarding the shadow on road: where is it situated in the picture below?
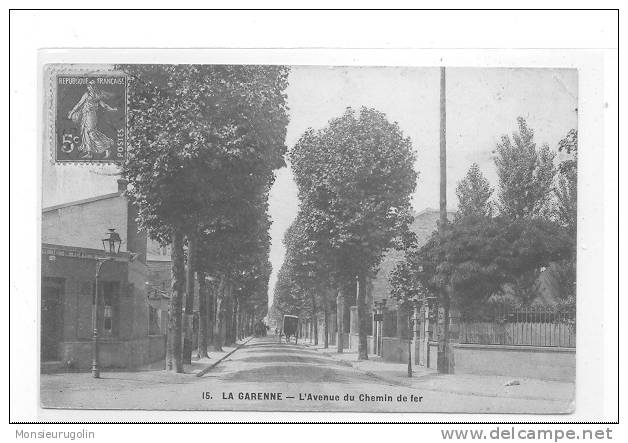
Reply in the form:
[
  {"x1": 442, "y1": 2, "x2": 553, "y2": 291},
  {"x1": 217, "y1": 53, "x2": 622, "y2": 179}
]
[
  {"x1": 242, "y1": 344, "x2": 319, "y2": 354},
  {"x1": 244, "y1": 342, "x2": 303, "y2": 349},
  {"x1": 220, "y1": 363, "x2": 361, "y2": 384},
  {"x1": 238, "y1": 355, "x2": 344, "y2": 366}
]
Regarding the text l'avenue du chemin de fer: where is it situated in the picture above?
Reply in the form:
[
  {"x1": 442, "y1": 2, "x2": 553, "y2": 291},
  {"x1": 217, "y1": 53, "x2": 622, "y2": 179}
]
[{"x1": 204, "y1": 391, "x2": 424, "y2": 403}]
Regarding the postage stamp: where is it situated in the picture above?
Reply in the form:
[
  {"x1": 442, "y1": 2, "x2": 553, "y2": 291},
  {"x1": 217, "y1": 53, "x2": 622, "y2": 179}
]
[{"x1": 50, "y1": 70, "x2": 127, "y2": 163}]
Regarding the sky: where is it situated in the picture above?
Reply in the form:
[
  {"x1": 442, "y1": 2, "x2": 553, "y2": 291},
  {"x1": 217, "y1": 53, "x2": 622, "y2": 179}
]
[{"x1": 42, "y1": 66, "x2": 578, "y2": 308}]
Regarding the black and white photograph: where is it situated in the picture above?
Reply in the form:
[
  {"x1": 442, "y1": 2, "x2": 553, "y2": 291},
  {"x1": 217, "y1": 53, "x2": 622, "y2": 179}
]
[
  {"x1": 7, "y1": 8, "x2": 620, "y2": 431},
  {"x1": 40, "y1": 63, "x2": 579, "y2": 413}
]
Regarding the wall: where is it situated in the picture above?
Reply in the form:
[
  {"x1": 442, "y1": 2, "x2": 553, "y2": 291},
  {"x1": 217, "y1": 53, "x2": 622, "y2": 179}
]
[
  {"x1": 147, "y1": 260, "x2": 172, "y2": 292},
  {"x1": 453, "y1": 344, "x2": 576, "y2": 382},
  {"x1": 428, "y1": 341, "x2": 439, "y2": 369},
  {"x1": 381, "y1": 337, "x2": 411, "y2": 363},
  {"x1": 43, "y1": 194, "x2": 128, "y2": 252},
  {"x1": 41, "y1": 247, "x2": 157, "y2": 369},
  {"x1": 59, "y1": 335, "x2": 166, "y2": 369},
  {"x1": 349, "y1": 333, "x2": 359, "y2": 350},
  {"x1": 125, "y1": 258, "x2": 150, "y2": 340},
  {"x1": 42, "y1": 250, "x2": 128, "y2": 342},
  {"x1": 371, "y1": 209, "x2": 455, "y2": 305},
  {"x1": 336, "y1": 333, "x2": 350, "y2": 350}
]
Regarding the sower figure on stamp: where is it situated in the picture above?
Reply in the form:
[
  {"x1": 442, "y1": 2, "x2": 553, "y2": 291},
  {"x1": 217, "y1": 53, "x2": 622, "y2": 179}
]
[{"x1": 68, "y1": 82, "x2": 118, "y2": 159}]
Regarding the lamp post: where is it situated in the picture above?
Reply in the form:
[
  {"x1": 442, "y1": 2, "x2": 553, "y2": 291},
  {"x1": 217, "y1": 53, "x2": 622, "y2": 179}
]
[{"x1": 92, "y1": 228, "x2": 122, "y2": 378}]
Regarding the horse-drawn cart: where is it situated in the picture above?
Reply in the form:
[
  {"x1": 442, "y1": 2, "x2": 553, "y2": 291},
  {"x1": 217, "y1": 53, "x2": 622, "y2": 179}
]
[{"x1": 282, "y1": 315, "x2": 299, "y2": 344}]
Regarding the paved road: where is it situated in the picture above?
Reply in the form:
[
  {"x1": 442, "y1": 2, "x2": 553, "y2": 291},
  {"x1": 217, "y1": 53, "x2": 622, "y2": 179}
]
[{"x1": 41, "y1": 336, "x2": 572, "y2": 413}]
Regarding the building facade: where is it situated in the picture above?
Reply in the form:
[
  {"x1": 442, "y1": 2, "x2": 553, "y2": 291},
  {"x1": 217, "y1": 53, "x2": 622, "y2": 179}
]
[{"x1": 41, "y1": 180, "x2": 166, "y2": 371}]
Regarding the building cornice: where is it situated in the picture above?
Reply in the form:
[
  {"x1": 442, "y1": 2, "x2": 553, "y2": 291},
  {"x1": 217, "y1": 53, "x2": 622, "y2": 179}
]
[{"x1": 42, "y1": 243, "x2": 130, "y2": 262}]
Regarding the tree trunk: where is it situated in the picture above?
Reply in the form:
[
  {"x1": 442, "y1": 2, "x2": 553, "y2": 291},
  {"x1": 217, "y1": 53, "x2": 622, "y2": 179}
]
[
  {"x1": 311, "y1": 293, "x2": 318, "y2": 345},
  {"x1": 323, "y1": 295, "x2": 329, "y2": 349},
  {"x1": 166, "y1": 230, "x2": 185, "y2": 373},
  {"x1": 212, "y1": 278, "x2": 226, "y2": 352},
  {"x1": 438, "y1": 287, "x2": 452, "y2": 373},
  {"x1": 183, "y1": 232, "x2": 196, "y2": 364},
  {"x1": 357, "y1": 274, "x2": 368, "y2": 360},
  {"x1": 229, "y1": 297, "x2": 237, "y2": 344},
  {"x1": 232, "y1": 298, "x2": 239, "y2": 343},
  {"x1": 336, "y1": 289, "x2": 344, "y2": 353},
  {"x1": 222, "y1": 285, "x2": 234, "y2": 346},
  {"x1": 196, "y1": 271, "x2": 209, "y2": 359},
  {"x1": 207, "y1": 279, "x2": 214, "y2": 347}
]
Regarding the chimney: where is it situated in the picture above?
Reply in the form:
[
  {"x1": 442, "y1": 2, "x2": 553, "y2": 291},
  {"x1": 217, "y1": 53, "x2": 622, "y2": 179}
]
[{"x1": 117, "y1": 178, "x2": 129, "y2": 193}]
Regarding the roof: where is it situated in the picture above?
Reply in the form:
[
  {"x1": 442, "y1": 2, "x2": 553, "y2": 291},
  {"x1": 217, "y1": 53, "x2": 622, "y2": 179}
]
[{"x1": 43, "y1": 191, "x2": 123, "y2": 213}]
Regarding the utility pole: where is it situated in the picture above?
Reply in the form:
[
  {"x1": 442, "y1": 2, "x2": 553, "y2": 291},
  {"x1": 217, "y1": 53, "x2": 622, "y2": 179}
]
[
  {"x1": 438, "y1": 66, "x2": 451, "y2": 374},
  {"x1": 439, "y1": 66, "x2": 447, "y2": 229}
]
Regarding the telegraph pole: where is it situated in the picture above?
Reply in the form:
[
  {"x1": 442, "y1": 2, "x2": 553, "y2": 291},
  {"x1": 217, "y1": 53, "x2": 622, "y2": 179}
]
[
  {"x1": 439, "y1": 66, "x2": 447, "y2": 228},
  {"x1": 438, "y1": 66, "x2": 451, "y2": 374}
]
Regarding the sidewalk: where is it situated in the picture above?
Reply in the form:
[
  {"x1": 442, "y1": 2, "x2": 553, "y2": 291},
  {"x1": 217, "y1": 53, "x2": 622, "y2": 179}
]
[
  {"x1": 135, "y1": 336, "x2": 252, "y2": 375},
  {"x1": 309, "y1": 343, "x2": 574, "y2": 404},
  {"x1": 191, "y1": 337, "x2": 252, "y2": 376},
  {"x1": 40, "y1": 338, "x2": 252, "y2": 406}
]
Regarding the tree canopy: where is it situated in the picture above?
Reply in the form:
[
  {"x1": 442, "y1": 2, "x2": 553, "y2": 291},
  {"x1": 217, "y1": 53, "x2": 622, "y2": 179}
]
[
  {"x1": 455, "y1": 163, "x2": 493, "y2": 220},
  {"x1": 121, "y1": 64, "x2": 289, "y2": 242},
  {"x1": 494, "y1": 117, "x2": 556, "y2": 220},
  {"x1": 289, "y1": 107, "x2": 417, "y2": 279}
]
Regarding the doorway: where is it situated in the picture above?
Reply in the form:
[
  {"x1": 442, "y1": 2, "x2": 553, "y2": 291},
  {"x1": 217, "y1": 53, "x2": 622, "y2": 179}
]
[{"x1": 41, "y1": 278, "x2": 64, "y2": 361}]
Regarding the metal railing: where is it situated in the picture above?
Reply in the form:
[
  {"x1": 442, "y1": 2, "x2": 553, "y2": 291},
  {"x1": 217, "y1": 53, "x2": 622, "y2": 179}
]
[{"x1": 457, "y1": 306, "x2": 575, "y2": 348}]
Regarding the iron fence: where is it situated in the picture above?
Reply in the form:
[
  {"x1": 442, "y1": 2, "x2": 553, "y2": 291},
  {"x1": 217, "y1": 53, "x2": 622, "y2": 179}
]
[{"x1": 457, "y1": 306, "x2": 575, "y2": 348}]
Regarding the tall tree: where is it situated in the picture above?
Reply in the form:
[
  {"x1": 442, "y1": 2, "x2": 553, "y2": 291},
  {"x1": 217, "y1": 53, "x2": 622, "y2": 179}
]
[
  {"x1": 455, "y1": 163, "x2": 493, "y2": 220},
  {"x1": 552, "y1": 129, "x2": 577, "y2": 312},
  {"x1": 121, "y1": 64, "x2": 289, "y2": 370},
  {"x1": 290, "y1": 107, "x2": 417, "y2": 360},
  {"x1": 554, "y1": 129, "x2": 577, "y2": 236},
  {"x1": 494, "y1": 117, "x2": 556, "y2": 219}
]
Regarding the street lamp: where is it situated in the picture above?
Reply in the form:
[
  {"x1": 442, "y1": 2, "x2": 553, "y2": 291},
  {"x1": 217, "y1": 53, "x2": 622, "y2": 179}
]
[
  {"x1": 92, "y1": 228, "x2": 122, "y2": 378},
  {"x1": 102, "y1": 228, "x2": 122, "y2": 254}
]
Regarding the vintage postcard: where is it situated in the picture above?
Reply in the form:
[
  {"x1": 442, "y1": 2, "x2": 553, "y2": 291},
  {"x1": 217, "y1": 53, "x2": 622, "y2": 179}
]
[{"x1": 40, "y1": 61, "x2": 578, "y2": 414}]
